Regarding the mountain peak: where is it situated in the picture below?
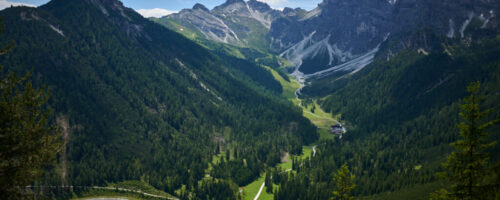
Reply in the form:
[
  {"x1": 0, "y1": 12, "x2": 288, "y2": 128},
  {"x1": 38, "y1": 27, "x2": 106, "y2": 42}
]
[
  {"x1": 225, "y1": 0, "x2": 245, "y2": 4},
  {"x1": 247, "y1": 0, "x2": 273, "y2": 12},
  {"x1": 192, "y1": 3, "x2": 210, "y2": 12}
]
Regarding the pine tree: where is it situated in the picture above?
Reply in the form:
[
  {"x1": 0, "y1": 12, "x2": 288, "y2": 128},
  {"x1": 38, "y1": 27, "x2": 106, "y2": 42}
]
[
  {"x1": 331, "y1": 163, "x2": 355, "y2": 200},
  {"x1": 265, "y1": 169, "x2": 273, "y2": 193},
  {"x1": 431, "y1": 82, "x2": 499, "y2": 200},
  {"x1": 0, "y1": 26, "x2": 62, "y2": 199}
]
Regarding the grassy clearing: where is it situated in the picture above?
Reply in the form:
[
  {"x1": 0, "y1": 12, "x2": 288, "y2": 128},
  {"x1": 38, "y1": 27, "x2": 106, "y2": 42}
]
[
  {"x1": 300, "y1": 146, "x2": 314, "y2": 160},
  {"x1": 265, "y1": 66, "x2": 301, "y2": 100},
  {"x1": 266, "y1": 67, "x2": 339, "y2": 130},
  {"x1": 243, "y1": 175, "x2": 265, "y2": 200},
  {"x1": 258, "y1": 186, "x2": 275, "y2": 200},
  {"x1": 302, "y1": 100, "x2": 339, "y2": 129},
  {"x1": 206, "y1": 152, "x2": 225, "y2": 172},
  {"x1": 242, "y1": 173, "x2": 277, "y2": 200},
  {"x1": 318, "y1": 128, "x2": 336, "y2": 140},
  {"x1": 277, "y1": 159, "x2": 292, "y2": 171}
]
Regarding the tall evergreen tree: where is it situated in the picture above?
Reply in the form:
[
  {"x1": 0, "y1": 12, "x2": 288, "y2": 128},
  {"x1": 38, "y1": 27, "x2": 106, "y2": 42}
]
[
  {"x1": 265, "y1": 169, "x2": 272, "y2": 193},
  {"x1": 431, "y1": 82, "x2": 499, "y2": 200},
  {"x1": 0, "y1": 26, "x2": 62, "y2": 199},
  {"x1": 331, "y1": 163, "x2": 355, "y2": 200}
]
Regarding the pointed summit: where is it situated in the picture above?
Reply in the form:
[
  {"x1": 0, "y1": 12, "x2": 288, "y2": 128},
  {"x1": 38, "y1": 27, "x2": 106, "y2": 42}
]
[
  {"x1": 192, "y1": 3, "x2": 210, "y2": 12},
  {"x1": 247, "y1": 0, "x2": 272, "y2": 13}
]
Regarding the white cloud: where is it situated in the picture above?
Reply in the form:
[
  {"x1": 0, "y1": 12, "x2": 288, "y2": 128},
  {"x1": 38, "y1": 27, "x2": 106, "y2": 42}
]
[
  {"x1": 255, "y1": 0, "x2": 289, "y2": 8},
  {"x1": 0, "y1": 0, "x2": 35, "y2": 10},
  {"x1": 252, "y1": 0, "x2": 320, "y2": 11},
  {"x1": 136, "y1": 8, "x2": 177, "y2": 18}
]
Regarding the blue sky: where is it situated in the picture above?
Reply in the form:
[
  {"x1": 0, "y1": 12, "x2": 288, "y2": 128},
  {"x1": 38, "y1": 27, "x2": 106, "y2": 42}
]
[{"x1": 0, "y1": 0, "x2": 322, "y2": 17}]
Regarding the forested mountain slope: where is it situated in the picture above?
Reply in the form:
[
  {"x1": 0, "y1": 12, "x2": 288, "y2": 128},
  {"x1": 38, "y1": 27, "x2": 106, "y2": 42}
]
[
  {"x1": 0, "y1": 0, "x2": 316, "y2": 196},
  {"x1": 274, "y1": 36, "x2": 500, "y2": 200}
]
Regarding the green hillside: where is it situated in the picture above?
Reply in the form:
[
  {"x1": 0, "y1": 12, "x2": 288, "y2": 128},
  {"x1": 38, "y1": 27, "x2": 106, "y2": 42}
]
[
  {"x1": 0, "y1": 0, "x2": 316, "y2": 198},
  {"x1": 274, "y1": 36, "x2": 500, "y2": 199}
]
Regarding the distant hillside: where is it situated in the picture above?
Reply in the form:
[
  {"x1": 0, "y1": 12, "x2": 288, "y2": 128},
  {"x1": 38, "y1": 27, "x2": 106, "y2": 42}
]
[{"x1": 0, "y1": 0, "x2": 316, "y2": 196}]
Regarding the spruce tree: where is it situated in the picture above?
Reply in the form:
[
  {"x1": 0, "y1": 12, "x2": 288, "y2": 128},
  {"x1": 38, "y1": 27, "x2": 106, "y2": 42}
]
[
  {"x1": 0, "y1": 26, "x2": 62, "y2": 199},
  {"x1": 265, "y1": 169, "x2": 273, "y2": 193},
  {"x1": 331, "y1": 163, "x2": 355, "y2": 200},
  {"x1": 431, "y1": 82, "x2": 499, "y2": 200}
]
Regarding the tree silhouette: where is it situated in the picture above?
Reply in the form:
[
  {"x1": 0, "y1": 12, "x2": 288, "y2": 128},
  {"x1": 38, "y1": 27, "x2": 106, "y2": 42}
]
[
  {"x1": 331, "y1": 163, "x2": 355, "y2": 200},
  {"x1": 0, "y1": 24, "x2": 62, "y2": 199},
  {"x1": 431, "y1": 82, "x2": 499, "y2": 200}
]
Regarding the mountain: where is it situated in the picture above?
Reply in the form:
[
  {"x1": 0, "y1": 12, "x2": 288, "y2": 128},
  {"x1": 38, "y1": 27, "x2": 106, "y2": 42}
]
[
  {"x1": 268, "y1": 1, "x2": 500, "y2": 199},
  {"x1": 270, "y1": 0, "x2": 393, "y2": 74},
  {"x1": 159, "y1": 0, "x2": 499, "y2": 82},
  {"x1": 2, "y1": 0, "x2": 499, "y2": 199},
  {"x1": 276, "y1": 34, "x2": 500, "y2": 200},
  {"x1": 271, "y1": 0, "x2": 500, "y2": 78},
  {"x1": 0, "y1": 0, "x2": 316, "y2": 196},
  {"x1": 157, "y1": 0, "x2": 283, "y2": 51}
]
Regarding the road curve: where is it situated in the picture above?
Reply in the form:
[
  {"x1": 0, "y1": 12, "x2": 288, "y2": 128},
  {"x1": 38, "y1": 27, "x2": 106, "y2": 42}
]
[
  {"x1": 312, "y1": 145, "x2": 317, "y2": 157},
  {"x1": 253, "y1": 182, "x2": 266, "y2": 200},
  {"x1": 27, "y1": 186, "x2": 177, "y2": 200}
]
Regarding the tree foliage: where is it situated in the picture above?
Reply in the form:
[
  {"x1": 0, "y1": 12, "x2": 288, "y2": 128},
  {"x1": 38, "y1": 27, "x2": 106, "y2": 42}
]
[
  {"x1": 0, "y1": 26, "x2": 62, "y2": 198},
  {"x1": 0, "y1": 2, "x2": 317, "y2": 198},
  {"x1": 274, "y1": 37, "x2": 500, "y2": 199},
  {"x1": 331, "y1": 164, "x2": 356, "y2": 200},
  {"x1": 265, "y1": 168, "x2": 273, "y2": 194},
  {"x1": 431, "y1": 82, "x2": 499, "y2": 200}
]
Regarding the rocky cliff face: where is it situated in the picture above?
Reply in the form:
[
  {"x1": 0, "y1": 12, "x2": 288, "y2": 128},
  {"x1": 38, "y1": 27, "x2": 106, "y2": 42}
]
[
  {"x1": 168, "y1": 4, "x2": 240, "y2": 43},
  {"x1": 270, "y1": 0, "x2": 393, "y2": 74},
  {"x1": 163, "y1": 0, "x2": 499, "y2": 78},
  {"x1": 392, "y1": 0, "x2": 499, "y2": 37},
  {"x1": 270, "y1": 0, "x2": 500, "y2": 77},
  {"x1": 165, "y1": 0, "x2": 283, "y2": 49}
]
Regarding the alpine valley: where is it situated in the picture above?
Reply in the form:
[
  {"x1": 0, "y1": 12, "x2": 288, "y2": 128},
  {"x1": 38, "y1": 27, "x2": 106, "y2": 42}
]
[{"x1": 0, "y1": 0, "x2": 499, "y2": 200}]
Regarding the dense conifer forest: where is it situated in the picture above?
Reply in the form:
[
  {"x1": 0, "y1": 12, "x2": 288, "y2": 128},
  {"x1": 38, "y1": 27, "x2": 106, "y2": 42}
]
[{"x1": 1, "y1": 0, "x2": 499, "y2": 199}]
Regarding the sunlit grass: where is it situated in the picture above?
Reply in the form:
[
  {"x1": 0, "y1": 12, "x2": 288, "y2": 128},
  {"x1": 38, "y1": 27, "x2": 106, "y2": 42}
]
[{"x1": 243, "y1": 175, "x2": 265, "y2": 200}]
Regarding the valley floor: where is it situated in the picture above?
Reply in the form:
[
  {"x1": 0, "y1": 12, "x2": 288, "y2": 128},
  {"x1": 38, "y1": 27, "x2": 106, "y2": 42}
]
[{"x1": 241, "y1": 69, "x2": 340, "y2": 200}]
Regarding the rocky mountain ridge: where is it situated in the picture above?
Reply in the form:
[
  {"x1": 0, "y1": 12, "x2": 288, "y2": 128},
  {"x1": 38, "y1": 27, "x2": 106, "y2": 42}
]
[
  {"x1": 271, "y1": 0, "x2": 500, "y2": 78},
  {"x1": 162, "y1": 0, "x2": 499, "y2": 79},
  {"x1": 165, "y1": 0, "x2": 282, "y2": 48}
]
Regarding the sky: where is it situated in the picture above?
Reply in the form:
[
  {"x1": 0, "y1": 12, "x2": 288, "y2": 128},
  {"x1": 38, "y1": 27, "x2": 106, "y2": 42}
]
[{"x1": 0, "y1": 0, "x2": 322, "y2": 18}]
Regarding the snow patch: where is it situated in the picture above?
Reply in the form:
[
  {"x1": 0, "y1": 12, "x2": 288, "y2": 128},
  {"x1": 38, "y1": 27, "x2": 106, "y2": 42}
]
[
  {"x1": 388, "y1": 0, "x2": 397, "y2": 5},
  {"x1": 460, "y1": 12, "x2": 474, "y2": 38},
  {"x1": 447, "y1": 19, "x2": 455, "y2": 38},
  {"x1": 49, "y1": 24, "x2": 65, "y2": 37}
]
